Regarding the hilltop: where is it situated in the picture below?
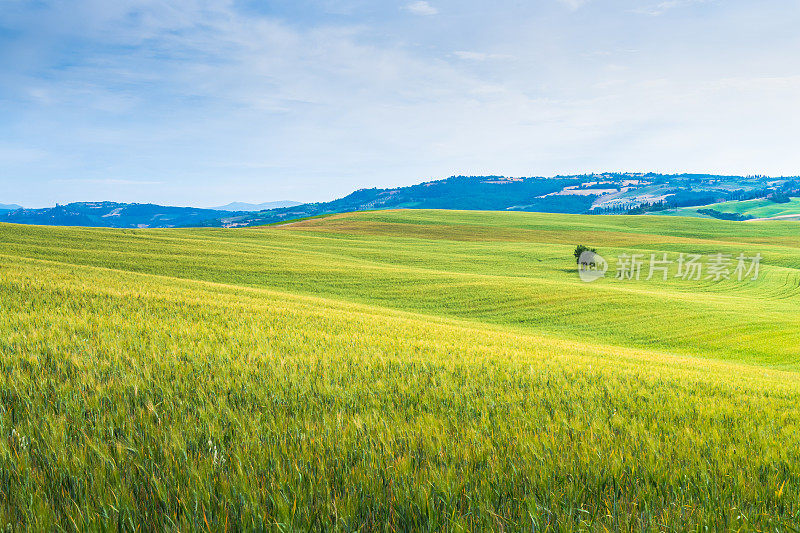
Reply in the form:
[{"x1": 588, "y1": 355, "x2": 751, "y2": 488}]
[
  {"x1": 0, "y1": 203, "x2": 22, "y2": 213},
  {"x1": 0, "y1": 201, "x2": 246, "y2": 228},
  {"x1": 214, "y1": 172, "x2": 799, "y2": 227},
  {"x1": 210, "y1": 201, "x2": 302, "y2": 212}
]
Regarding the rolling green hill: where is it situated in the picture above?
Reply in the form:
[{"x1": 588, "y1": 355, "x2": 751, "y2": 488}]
[
  {"x1": 706, "y1": 197, "x2": 800, "y2": 217},
  {"x1": 1, "y1": 210, "x2": 799, "y2": 530},
  {"x1": 666, "y1": 197, "x2": 800, "y2": 220}
]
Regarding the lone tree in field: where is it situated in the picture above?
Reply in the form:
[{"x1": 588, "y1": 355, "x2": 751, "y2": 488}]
[{"x1": 574, "y1": 244, "x2": 597, "y2": 263}]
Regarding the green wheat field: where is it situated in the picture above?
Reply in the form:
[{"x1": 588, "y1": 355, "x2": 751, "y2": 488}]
[{"x1": 1, "y1": 209, "x2": 799, "y2": 531}]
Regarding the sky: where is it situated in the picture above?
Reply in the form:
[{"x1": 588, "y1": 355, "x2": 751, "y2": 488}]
[{"x1": 1, "y1": 0, "x2": 799, "y2": 207}]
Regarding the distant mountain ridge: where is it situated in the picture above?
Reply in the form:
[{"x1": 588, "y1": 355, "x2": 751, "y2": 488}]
[
  {"x1": 207, "y1": 175, "x2": 590, "y2": 227},
  {"x1": 212, "y1": 201, "x2": 302, "y2": 212},
  {"x1": 1, "y1": 201, "x2": 246, "y2": 228},
  {"x1": 0, "y1": 203, "x2": 22, "y2": 212},
  {"x1": 2, "y1": 173, "x2": 797, "y2": 228},
  {"x1": 203, "y1": 173, "x2": 799, "y2": 227}
]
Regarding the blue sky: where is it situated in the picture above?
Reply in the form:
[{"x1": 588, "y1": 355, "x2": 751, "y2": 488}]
[{"x1": 1, "y1": 0, "x2": 799, "y2": 207}]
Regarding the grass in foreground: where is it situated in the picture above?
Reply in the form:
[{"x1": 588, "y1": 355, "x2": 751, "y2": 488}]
[{"x1": 1, "y1": 210, "x2": 799, "y2": 530}]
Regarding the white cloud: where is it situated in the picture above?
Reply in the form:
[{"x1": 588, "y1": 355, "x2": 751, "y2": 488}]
[
  {"x1": 632, "y1": 0, "x2": 707, "y2": 16},
  {"x1": 405, "y1": 1, "x2": 438, "y2": 16},
  {"x1": 454, "y1": 51, "x2": 514, "y2": 61},
  {"x1": 50, "y1": 179, "x2": 164, "y2": 185},
  {"x1": 558, "y1": 0, "x2": 590, "y2": 11},
  {"x1": 3, "y1": 0, "x2": 800, "y2": 206}
]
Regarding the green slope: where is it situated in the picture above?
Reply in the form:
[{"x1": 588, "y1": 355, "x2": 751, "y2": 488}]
[
  {"x1": 2, "y1": 210, "x2": 798, "y2": 367},
  {"x1": 1, "y1": 210, "x2": 799, "y2": 530},
  {"x1": 666, "y1": 197, "x2": 800, "y2": 219},
  {"x1": 705, "y1": 197, "x2": 800, "y2": 218}
]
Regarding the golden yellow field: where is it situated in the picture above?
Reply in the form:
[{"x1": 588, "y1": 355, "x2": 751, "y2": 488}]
[{"x1": 1, "y1": 210, "x2": 799, "y2": 530}]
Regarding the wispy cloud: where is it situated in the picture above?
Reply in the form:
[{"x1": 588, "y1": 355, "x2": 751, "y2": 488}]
[
  {"x1": 558, "y1": 0, "x2": 590, "y2": 11},
  {"x1": 2, "y1": 0, "x2": 800, "y2": 207},
  {"x1": 404, "y1": 1, "x2": 438, "y2": 16},
  {"x1": 454, "y1": 51, "x2": 514, "y2": 61},
  {"x1": 632, "y1": 0, "x2": 707, "y2": 16},
  {"x1": 50, "y1": 179, "x2": 164, "y2": 186}
]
